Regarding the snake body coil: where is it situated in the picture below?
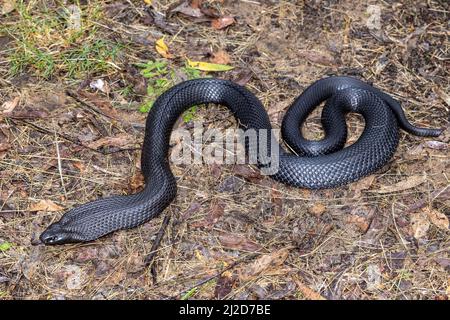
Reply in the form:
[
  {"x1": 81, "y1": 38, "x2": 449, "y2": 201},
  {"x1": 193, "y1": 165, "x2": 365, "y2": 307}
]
[{"x1": 40, "y1": 76, "x2": 442, "y2": 244}]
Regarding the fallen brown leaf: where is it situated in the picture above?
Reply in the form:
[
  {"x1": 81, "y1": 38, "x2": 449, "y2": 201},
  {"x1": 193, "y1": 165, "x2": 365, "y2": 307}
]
[
  {"x1": 86, "y1": 133, "x2": 133, "y2": 150},
  {"x1": 375, "y1": 175, "x2": 427, "y2": 194},
  {"x1": 210, "y1": 49, "x2": 231, "y2": 65},
  {"x1": 129, "y1": 172, "x2": 145, "y2": 192},
  {"x1": 29, "y1": 199, "x2": 64, "y2": 212},
  {"x1": 234, "y1": 69, "x2": 252, "y2": 86},
  {"x1": 126, "y1": 251, "x2": 146, "y2": 273},
  {"x1": 206, "y1": 202, "x2": 225, "y2": 226},
  {"x1": 209, "y1": 163, "x2": 222, "y2": 178},
  {"x1": 214, "y1": 271, "x2": 235, "y2": 299},
  {"x1": 308, "y1": 203, "x2": 326, "y2": 217},
  {"x1": 239, "y1": 248, "x2": 289, "y2": 281},
  {"x1": 97, "y1": 267, "x2": 126, "y2": 287},
  {"x1": 350, "y1": 175, "x2": 376, "y2": 197},
  {"x1": 271, "y1": 188, "x2": 283, "y2": 216},
  {"x1": 143, "y1": 9, "x2": 179, "y2": 35},
  {"x1": 361, "y1": 210, "x2": 386, "y2": 245},
  {"x1": 411, "y1": 211, "x2": 430, "y2": 239},
  {"x1": 346, "y1": 214, "x2": 370, "y2": 233},
  {"x1": 5, "y1": 109, "x2": 48, "y2": 119},
  {"x1": 0, "y1": 143, "x2": 11, "y2": 152},
  {"x1": 1, "y1": 0, "x2": 16, "y2": 15},
  {"x1": 72, "y1": 161, "x2": 85, "y2": 173},
  {"x1": 402, "y1": 26, "x2": 427, "y2": 62},
  {"x1": 190, "y1": 0, "x2": 202, "y2": 9},
  {"x1": 216, "y1": 176, "x2": 245, "y2": 193},
  {"x1": 0, "y1": 97, "x2": 19, "y2": 114},
  {"x1": 27, "y1": 89, "x2": 67, "y2": 112},
  {"x1": 423, "y1": 207, "x2": 449, "y2": 230},
  {"x1": 232, "y1": 165, "x2": 263, "y2": 183},
  {"x1": 169, "y1": 0, "x2": 204, "y2": 18},
  {"x1": 405, "y1": 186, "x2": 450, "y2": 213},
  {"x1": 181, "y1": 202, "x2": 201, "y2": 220},
  {"x1": 73, "y1": 247, "x2": 98, "y2": 263},
  {"x1": 299, "y1": 50, "x2": 335, "y2": 66},
  {"x1": 294, "y1": 278, "x2": 326, "y2": 300},
  {"x1": 211, "y1": 16, "x2": 235, "y2": 30},
  {"x1": 76, "y1": 91, "x2": 120, "y2": 120},
  {"x1": 218, "y1": 233, "x2": 262, "y2": 252},
  {"x1": 191, "y1": 202, "x2": 225, "y2": 228}
]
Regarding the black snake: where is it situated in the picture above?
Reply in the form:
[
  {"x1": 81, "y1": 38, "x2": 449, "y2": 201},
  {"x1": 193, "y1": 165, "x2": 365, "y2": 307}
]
[{"x1": 40, "y1": 76, "x2": 442, "y2": 244}]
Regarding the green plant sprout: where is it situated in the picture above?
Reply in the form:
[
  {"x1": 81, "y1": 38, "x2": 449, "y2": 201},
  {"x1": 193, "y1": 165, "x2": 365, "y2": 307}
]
[{"x1": 137, "y1": 60, "x2": 205, "y2": 122}]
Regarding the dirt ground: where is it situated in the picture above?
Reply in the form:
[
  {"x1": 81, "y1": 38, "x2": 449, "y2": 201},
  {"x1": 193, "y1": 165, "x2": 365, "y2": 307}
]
[{"x1": 0, "y1": 0, "x2": 449, "y2": 300}]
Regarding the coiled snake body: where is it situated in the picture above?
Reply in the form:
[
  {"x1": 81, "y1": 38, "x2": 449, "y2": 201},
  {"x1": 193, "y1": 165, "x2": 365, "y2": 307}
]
[{"x1": 40, "y1": 76, "x2": 442, "y2": 244}]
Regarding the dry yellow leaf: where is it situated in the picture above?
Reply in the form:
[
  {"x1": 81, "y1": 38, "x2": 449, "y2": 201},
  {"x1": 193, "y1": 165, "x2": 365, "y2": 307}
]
[
  {"x1": 194, "y1": 249, "x2": 205, "y2": 262},
  {"x1": 29, "y1": 200, "x2": 64, "y2": 212},
  {"x1": 423, "y1": 207, "x2": 449, "y2": 230},
  {"x1": 144, "y1": 0, "x2": 152, "y2": 5},
  {"x1": 155, "y1": 37, "x2": 171, "y2": 59},
  {"x1": 187, "y1": 58, "x2": 234, "y2": 72}
]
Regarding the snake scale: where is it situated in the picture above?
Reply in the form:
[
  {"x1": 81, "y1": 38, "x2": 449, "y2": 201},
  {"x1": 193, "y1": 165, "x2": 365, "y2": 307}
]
[{"x1": 40, "y1": 76, "x2": 442, "y2": 244}]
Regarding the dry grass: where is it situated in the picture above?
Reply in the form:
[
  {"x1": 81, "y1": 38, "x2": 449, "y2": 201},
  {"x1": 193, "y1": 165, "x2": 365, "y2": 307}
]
[{"x1": 0, "y1": 0, "x2": 449, "y2": 300}]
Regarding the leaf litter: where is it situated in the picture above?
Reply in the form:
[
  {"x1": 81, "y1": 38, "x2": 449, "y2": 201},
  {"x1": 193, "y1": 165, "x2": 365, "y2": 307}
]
[{"x1": 0, "y1": 0, "x2": 448, "y2": 300}]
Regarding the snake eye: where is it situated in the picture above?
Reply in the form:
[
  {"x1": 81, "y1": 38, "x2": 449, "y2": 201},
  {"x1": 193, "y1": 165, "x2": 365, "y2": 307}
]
[
  {"x1": 40, "y1": 224, "x2": 72, "y2": 245},
  {"x1": 40, "y1": 233, "x2": 63, "y2": 244}
]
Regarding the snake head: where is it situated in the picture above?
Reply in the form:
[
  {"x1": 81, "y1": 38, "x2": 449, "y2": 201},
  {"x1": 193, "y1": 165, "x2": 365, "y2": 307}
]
[{"x1": 39, "y1": 223, "x2": 80, "y2": 245}]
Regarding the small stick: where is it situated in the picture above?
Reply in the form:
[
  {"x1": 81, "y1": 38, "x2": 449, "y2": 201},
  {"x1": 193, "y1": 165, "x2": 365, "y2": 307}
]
[
  {"x1": 405, "y1": 185, "x2": 450, "y2": 212},
  {"x1": 65, "y1": 90, "x2": 115, "y2": 121},
  {"x1": 144, "y1": 211, "x2": 172, "y2": 284},
  {"x1": 65, "y1": 90, "x2": 138, "y2": 134},
  {"x1": 53, "y1": 121, "x2": 67, "y2": 197},
  {"x1": 170, "y1": 253, "x2": 260, "y2": 300},
  {"x1": 14, "y1": 119, "x2": 100, "y2": 153},
  {"x1": 14, "y1": 119, "x2": 139, "y2": 155}
]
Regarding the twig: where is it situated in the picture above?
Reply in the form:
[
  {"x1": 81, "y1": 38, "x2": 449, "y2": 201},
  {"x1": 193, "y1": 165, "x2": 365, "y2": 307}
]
[
  {"x1": 13, "y1": 118, "x2": 100, "y2": 153},
  {"x1": 169, "y1": 253, "x2": 260, "y2": 300},
  {"x1": 144, "y1": 211, "x2": 172, "y2": 285},
  {"x1": 14, "y1": 119, "x2": 139, "y2": 155},
  {"x1": 405, "y1": 185, "x2": 450, "y2": 212},
  {"x1": 65, "y1": 90, "x2": 138, "y2": 134},
  {"x1": 391, "y1": 204, "x2": 409, "y2": 251},
  {"x1": 65, "y1": 90, "x2": 115, "y2": 121},
  {"x1": 53, "y1": 122, "x2": 67, "y2": 197}
]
